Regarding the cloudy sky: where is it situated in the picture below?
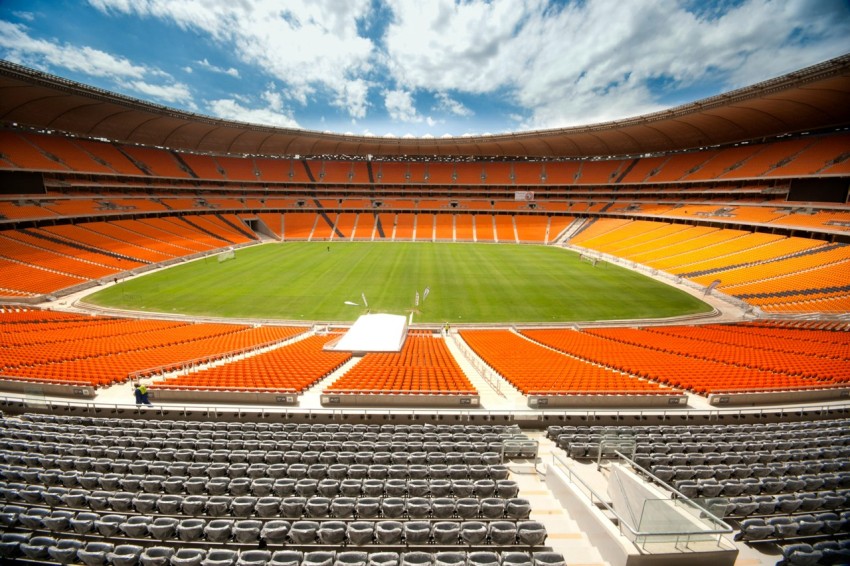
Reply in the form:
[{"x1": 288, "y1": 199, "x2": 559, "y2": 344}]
[{"x1": 1, "y1": 0, "x2": 848, "y2": 138}]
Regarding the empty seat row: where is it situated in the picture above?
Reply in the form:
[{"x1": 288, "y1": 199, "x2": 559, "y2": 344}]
[
  {"x1": 548, "y1": 419, "x2": 850, "y2": 438},
  {"x1": 736, "y1": 511, "x2": 850, "y2": 541},
  {"x1": 0, "y1": 460, "x2": 511, "y2": 481},
  {"x1": 2, "y1": 504, "x2": 544, "y2": 545},
  {"x1": 656, "y1": 467, "x2": 850, "y2": 489},
  {"x1": 640, "y1": 448, "x2": 850, "y2": 466},
  {"x1": 2, "y1": 468, "x2": 517, "y2": 498},
  {"x1": 4, "y1": 424, "x2": 519, "y2": 444},
  {"x1": 0, "y1": 455, "x2": 509, "y2": 480},
  {"x1": 0, "y1": 439, "x2": 506, "y2": 460},
  {"x1": 647, "y1": 456, "x2": 850, "y2": 475},
  {"x1": 723, "y1": 492, "x2": 850, "y2": 517},
  {"x1": 2, "y1": 490, "x2": 532, "y2": 519},
  {"x1": 20, "y1": 414, "x2": 523, "y2": 435},
  {"x1": 1, "y1": 538, "x2": 565, "y2": 566},
  {"x1": 780, "y1": 540, "x2": 850, "y2": 566}
]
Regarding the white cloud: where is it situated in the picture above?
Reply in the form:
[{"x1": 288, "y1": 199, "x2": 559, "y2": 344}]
[
  {"x1": 89, "y1": 0, "x2": 376, "y2": 119},
  {"x1": 13, "y1": 11, "x2": 36, "y2": 22},
  {"x1": 382, "y1": 0, "x2": 850, "y2": 130},
  {"x1": 0, "y1": 20, "x2": 195, "y2": 108},
  {"x1": 125, "y1": 80, "x2": 193, "y2": 104},
  {"x1": 384, "y1": 89, "x2": 421, "y2": 123},
  {"x1": 197, "y1": 58, "x2": 239, "y2": 78},
  {"x1": 435, "y1": 92, "x2": 473, "y2": 117},
  {"x1": 207, "y1": 91, "x2": 300, "y2": 129},
  {"x1": 0, "y1": 21, "x2": 146, "y2": 79}
]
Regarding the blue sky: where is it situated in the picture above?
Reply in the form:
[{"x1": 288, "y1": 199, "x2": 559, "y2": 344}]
[{"x1": 1, "y1": 0, "x2": 848, "y2": 138}]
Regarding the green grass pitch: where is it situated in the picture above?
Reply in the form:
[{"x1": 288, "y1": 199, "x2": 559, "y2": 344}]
[{"x1": 84, "y1": 242, "x2": 712, "y2": 323}]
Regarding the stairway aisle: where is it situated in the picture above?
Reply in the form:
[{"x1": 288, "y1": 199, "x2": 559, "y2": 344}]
[{"x1": 518, "y1": 432, "x2": 609, "y2": 566}]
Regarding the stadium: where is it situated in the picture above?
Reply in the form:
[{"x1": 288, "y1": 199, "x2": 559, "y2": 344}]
[{"x1": 0, "y1": 44, "x2": 850, "y2": 566}]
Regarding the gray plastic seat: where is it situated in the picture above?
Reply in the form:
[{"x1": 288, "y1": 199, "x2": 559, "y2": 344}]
[
  {"x1": 131, "y1": 493, "x2": 158, "y2": 514},
  {"x1": 531, "y1": 552, "x2": 565, "y2": 566},
  {"x1": 202, "y1": 548, "x2": 238, "y2": 566},
  {"x1": 207, "y1": 477, "x2": 231, "y2": 495},
  {"x1": 456, "y1": 498, "x2": 480, "y2": 519},
  {"x1": 290, "y1": 520, "x2": 320, "y2": 544},
  {"x1": 47, "y1": 538, "x2": 83, "y2": 564},
  {"x1": 518, "y1": 520, "x2": 547, "y2": 545},
  {"x1": 256, "y1": 496, "x2": 282, "y2": 517},
  {"x1": 382, "y1": 497, "x2": 405, "y2": 518},
  {"x1": 182, "y1": 495, "x2": 208, "y2": 515},
  {"x1": 368, "y1": 553, "x2": 399, "y2": 566},
  {"x1": 42, "y1": 509, "x2": 75, "y2": 532},
  {"x1": 347, "y1": 521, "x2": 375, "y2": 545},
  {"x1": 77, "y1": 542, "x2": 115, "y2": 566},
  {"x1": 177, "y1": 518, "x2": 207, "y2": 542},
  {"x1": 466, "y1": 553, "x2": 497, "y2": 566},
  {"x1": 148, "y1": 517, "x2": 179, "y2": 540},
  {"x1": 397, "y1": 496, "x2": 425, "y2": 519},
  {"x1": 430, "y1": 480, "x2": 452, "y2": 497},
  {"x1": 305, "y1": 496, "x2": 331, "y2": 517},
  {"x1": 330, "y1": 496, "x2": 356, "y2": 518},
  {"x1": 506, "y1": 498, "x2": 532, "y2": 519},
  {"x1": 232, "y1": 496, "x2": 258, "y2": 517},
  {"x1": 489, "y1": 521, "x2": 518, "y2": 545},
  {"x1": 404, "y1": 521, "x2": 431, "y2": 544},
  {"x1": 434, "y1": 552, "x2": 465, "y2": 566},
  {"x1": 432, "y1": 497, "x2": 455, "y2": 519},
  {"x1": 480, "y1": 498, "x2": 505, "y2": 519},
  {"x1": 335, "y1": 551, "x2": 368, "y2": 566},
  {"x1": 229, "y1": 477, "x2": 252, "y2": 496},
  {"x1": 496, "y1": 480, "x2": 519, "y2": 498},
  {"x1": 120, "y1": 515, "x2": 152, "y2": 538},
  {"x1": 108, "y1": 544, "x2": 145, "y2": 566},
  {"x1": 402, "y1": 552, "x2": 433, "y2": 566},
  {"x1": 171, "y1": 549, "x2": 208, "y2": 566},
  {"x1": 19, "y1": 507, "x2": 50, "y2": 529},
  {"x1": 205, "y1": 519, "x2": 234, "y2": 543},
  {"x1": 767, "y1": 516, "x2": 798, "y2": 538},
  {"x1": 269, "y1": 551, "x2": 303, "y2": 566},
  {"x1": 234, "y1": 519, "x2": 263, "y2": 543},
  {"x1": 251, "y1": 477, "x2": 275, "y2": 496},
  {"x1": 431, "y1": 521, "x2": 460, "y2": 545},
  {"x1": 207, "y1": 495, "x2": 233, "y2": 517},
  {"x1": 304, "y1": 552, "x2": 335, "y2": 566},
  {"x1": 20, "y1": 535, "x2": 57, "y2": 560},
  {"x1": 737, "y1": 518, "x2": 774, "y2": 541},
  {"x1": 140, "y1": 546, "x2": 175, "y2": 566},
  {"x1": 375, "y1": 520, "x2": 404, "y2": 544},
  {"x1": 239, "y1": 550, "x2": 272, "y2": 566},
  {"x1": 261, "y1": 520, "x2": 292, "y2": 544},
  {"x1": 460, "y1": 521, "x2": 488, "y2": 544},
  {"x1": 273, "y1": 478, "x2": 296, "y2": 496},
  {"x1": 318, "y1": 521, "x2": 347, "y2": 545},
  {"x1": 70, "y1": 511, "x2": 99, "y2": 534},
  {"x1": 356, "y1": 497, "x2": 380, "y2": 518},
  {"x1": 501, "y1": 553, "x2": 533, "y2": 566}
]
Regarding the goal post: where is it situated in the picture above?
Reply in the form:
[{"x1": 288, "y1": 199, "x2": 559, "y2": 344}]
[{"x1": 218, "y1": 249, "x2": 236, "y2": 263}]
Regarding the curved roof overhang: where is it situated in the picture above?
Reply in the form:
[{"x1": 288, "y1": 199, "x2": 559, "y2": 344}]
[{"x1": 1, "y1": 55, "x2": 849, "y2": 159}]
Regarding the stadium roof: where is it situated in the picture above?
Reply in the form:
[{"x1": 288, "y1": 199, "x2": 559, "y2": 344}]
[{"x1": 1, "y1": 55, "x2": 849, "y2": 159}]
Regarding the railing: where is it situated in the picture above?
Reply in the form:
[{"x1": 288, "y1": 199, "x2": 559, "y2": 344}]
[
  {"x1": 0, "y1": 393, "x2": 848, "y2": 422},
  {"x1": 549, "y1": 451, "x2": 734, "y2": 549}
]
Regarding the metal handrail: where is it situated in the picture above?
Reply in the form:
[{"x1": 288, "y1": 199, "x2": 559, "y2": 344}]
[{"x1": 549, "y1": 452, "x2": 733, "y2": 544}]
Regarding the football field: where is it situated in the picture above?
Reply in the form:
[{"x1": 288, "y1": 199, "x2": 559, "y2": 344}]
[{"x1": 85, "y1": 242, "x2": 711, "y2": 323}]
